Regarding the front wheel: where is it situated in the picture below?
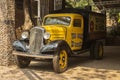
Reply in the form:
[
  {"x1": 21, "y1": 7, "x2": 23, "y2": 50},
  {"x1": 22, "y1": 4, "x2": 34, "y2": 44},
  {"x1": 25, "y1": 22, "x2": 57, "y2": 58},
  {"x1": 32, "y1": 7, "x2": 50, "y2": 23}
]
[
  {"x1": 53, "y1": 46, "x2": 68, "y2": 73},
  {"x1": 15, "y1": 55, "x2": 31, "y2": 68}
]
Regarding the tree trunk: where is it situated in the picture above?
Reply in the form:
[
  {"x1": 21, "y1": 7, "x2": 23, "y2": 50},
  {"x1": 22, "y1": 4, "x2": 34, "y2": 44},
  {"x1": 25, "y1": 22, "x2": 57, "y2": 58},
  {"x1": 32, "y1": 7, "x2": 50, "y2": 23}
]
[
  {"x1": 0, "y1": 0, "x2": 15, "y2": 66},
  {"x1": 23, "y1": 0, "x2": 33, "y2": 30}
]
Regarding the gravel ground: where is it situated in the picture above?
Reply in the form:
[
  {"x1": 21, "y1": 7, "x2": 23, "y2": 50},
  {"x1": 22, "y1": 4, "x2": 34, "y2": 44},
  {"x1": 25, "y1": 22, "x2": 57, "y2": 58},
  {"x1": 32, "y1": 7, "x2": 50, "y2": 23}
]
[
  {"x1": 0, "y1": 65, "x2": 120, "y2": 80},
  {"x1": 0, "y1": 46, "x2": 120, "y2": 80}
]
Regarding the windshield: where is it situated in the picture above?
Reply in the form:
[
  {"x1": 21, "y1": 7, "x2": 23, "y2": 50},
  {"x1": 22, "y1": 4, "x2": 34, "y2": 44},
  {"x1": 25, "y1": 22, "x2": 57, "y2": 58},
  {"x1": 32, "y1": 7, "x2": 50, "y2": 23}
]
[{"x1": 44, "y1": 16, "x2": 71, "y2": 26}]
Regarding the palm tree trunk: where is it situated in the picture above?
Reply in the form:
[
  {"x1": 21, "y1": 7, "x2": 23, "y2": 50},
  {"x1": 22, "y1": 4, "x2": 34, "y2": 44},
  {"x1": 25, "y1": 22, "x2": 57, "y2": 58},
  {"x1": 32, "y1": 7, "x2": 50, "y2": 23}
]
[{"x1": 0, "y1": 0, "x2": 15, "y2": 66}]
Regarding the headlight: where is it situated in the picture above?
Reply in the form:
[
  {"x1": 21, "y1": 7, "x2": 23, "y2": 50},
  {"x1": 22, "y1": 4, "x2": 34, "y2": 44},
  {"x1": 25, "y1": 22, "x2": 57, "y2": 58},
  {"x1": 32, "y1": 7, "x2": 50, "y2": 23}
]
[
  {"x1": 43, "y1": 32, "x2": 51, "y2": 39},
  {"x1": 21, "y1": 31, "x2": 29, "y2": 39}
]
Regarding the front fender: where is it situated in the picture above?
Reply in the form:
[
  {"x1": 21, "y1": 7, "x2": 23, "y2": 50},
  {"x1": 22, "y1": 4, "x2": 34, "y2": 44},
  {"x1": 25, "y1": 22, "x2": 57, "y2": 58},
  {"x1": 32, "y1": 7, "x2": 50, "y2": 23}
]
[
  {"x1": 13, "y1": 40, "x2": 27, "y2": 52},
  {"x1": 41, "y1": 40, "x2": 72, "y2": 54}
]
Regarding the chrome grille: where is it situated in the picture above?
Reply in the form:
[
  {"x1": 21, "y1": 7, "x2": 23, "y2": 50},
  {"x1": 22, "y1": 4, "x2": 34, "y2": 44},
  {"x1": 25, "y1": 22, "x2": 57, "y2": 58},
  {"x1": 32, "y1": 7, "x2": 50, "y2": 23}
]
[{"x1": 29, "y1": 27, "x2": 44, "y2": 54}]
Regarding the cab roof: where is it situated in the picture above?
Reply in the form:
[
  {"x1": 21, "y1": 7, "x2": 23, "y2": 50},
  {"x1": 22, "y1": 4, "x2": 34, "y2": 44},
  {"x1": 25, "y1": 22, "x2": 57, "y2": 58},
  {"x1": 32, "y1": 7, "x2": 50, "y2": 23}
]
[{"x1": 44, "y1": 13, "x2": 82, "y2": 18}]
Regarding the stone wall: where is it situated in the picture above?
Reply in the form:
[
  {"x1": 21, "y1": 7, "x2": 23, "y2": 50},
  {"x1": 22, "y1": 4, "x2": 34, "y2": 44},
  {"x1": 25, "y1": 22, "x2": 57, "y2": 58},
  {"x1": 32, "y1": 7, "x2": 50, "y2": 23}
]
[{"x1": 0, "y1": 0, "x2": 15, "y2": 66}]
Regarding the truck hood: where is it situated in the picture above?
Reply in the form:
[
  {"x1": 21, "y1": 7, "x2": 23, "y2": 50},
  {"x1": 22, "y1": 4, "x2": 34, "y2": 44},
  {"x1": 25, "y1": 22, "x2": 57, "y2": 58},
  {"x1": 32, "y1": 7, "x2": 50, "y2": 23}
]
[{"x1": 43, "y1": 25, "x2": 67, "y2": 40}]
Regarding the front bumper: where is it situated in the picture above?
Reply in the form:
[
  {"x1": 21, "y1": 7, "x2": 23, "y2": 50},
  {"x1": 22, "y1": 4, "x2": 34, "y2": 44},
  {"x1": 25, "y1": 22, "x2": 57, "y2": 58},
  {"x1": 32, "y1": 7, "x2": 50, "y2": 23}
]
[{"x1": 13, "y1": 51, "x2": 53, "y2": 59}]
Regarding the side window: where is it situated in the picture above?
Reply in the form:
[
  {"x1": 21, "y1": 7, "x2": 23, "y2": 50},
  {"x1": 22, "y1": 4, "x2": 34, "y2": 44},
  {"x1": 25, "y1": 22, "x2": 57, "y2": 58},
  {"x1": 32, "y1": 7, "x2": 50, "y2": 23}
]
[{"x1": 73, "y1": 19, "x2": 81, "y2": 27}]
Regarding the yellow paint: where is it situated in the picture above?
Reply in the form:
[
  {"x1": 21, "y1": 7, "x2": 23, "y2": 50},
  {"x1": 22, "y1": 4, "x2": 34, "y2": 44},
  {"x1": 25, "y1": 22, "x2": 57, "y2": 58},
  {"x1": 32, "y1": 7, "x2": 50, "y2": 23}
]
[
  {"x1": 43, "y1": 25, "x2": 66, "y2": 40},
  {"x1": 59, "y1": 50, "x2": 67, "y2": 69},
  {"x1": 42, "y1": 13, "x2": 84, "y2": 50}
]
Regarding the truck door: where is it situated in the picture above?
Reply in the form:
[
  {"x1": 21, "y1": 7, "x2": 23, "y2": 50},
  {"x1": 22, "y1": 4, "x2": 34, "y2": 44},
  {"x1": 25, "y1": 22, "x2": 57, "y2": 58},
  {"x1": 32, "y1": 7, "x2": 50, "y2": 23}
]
[{"x1": 71, "y1": 16, "x2": 84, "y2": 50}]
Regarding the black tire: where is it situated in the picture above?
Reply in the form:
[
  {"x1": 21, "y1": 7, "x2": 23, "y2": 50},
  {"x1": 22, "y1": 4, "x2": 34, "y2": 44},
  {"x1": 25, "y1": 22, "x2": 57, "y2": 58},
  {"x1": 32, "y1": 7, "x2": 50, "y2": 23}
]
[
  {"x1": 53, "y1": 46, "x2": 68, "y2": 73},
  {"x1": 15, "y1": 55, "x2": 31, "y2": 68},
  {"x1": 90, "y1": 43, "x2": 95, "y2": 59},
  {"x1": 90, "y1": 42, "x2": 104, "y2": 60}
]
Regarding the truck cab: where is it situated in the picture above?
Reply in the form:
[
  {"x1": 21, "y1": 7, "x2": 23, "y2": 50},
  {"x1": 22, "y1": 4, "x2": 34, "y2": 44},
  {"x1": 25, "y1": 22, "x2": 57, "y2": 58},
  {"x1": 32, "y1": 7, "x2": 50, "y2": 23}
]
[{"x1": 43, "y1": 13, "x2": 84, "y2": 51}]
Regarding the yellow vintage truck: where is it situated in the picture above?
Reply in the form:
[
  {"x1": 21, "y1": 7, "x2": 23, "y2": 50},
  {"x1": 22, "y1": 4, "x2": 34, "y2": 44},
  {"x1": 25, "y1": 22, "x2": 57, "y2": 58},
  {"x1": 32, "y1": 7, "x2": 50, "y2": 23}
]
[{"x1": 13, "y1": 8, "x2": 106, "y2": 73}]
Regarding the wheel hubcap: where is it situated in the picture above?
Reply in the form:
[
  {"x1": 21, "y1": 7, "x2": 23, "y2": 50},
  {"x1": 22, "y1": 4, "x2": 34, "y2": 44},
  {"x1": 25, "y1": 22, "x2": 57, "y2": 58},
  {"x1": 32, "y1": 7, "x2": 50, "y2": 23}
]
[{"x1": 59, "y1": 50, "x2": 67, "y2": 69}]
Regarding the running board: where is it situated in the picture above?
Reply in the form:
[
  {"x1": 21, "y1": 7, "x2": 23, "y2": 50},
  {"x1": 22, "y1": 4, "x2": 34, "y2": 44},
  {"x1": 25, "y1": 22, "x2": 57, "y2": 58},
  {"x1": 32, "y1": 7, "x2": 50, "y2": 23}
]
[{"x1": 73, "y1": 49, "x2": 89, "y2": 55}]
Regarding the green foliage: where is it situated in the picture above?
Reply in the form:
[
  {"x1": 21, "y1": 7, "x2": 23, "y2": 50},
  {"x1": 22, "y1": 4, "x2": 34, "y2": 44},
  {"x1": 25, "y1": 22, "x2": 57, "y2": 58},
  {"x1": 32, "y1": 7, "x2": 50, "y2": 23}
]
[
  {"x1": 66, "y1": 0, "x2": 98, "y2": 11},
  {"x1": 66, "y1": 0, "x2": 93, "y2": 8},
  {"x1": 108, "y1": 9, "x2": 120, "y2": 26},
  {"x1": 107, "y1": 9, "x2": 120, "y2": 37},
  {"x1": 109, "y1": 27, "x2": 120, "y2": 36},
  {"x1": 108, "y1": 9, "x2": 120, "y2": 18},
  {"x1": 118, "y1": 13, "x2": 120, "y2": 24}
]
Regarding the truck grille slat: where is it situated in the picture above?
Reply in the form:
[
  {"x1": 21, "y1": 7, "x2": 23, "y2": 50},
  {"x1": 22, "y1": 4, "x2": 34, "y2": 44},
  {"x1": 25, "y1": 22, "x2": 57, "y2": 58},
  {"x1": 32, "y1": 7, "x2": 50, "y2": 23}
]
[{"x1": 30, "y1": 27, "x2": 44, "y2": 54}]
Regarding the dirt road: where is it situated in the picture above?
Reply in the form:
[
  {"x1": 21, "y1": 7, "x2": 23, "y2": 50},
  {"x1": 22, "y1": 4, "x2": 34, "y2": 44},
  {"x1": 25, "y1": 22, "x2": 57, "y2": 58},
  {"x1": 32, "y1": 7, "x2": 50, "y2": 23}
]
[{"x1": 0, "y1": 46, "x2": 120, "y2": 80}]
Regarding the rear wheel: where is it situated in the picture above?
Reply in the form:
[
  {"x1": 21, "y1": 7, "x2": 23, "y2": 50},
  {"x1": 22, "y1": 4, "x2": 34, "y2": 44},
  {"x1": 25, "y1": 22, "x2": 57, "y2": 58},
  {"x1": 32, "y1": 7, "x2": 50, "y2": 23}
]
[
  {"x1": 53, "y1": 46, "x2": 68, "y2": 73},
  {"x1": 15, "y1": 55, "x2": 31, "y2": 68},
  {"x1": 90, "y1": 43, "x2": 95, "y2": 59},
  {"x1": 90, "y1": 42, "x2": 104, "y2": 60}
]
